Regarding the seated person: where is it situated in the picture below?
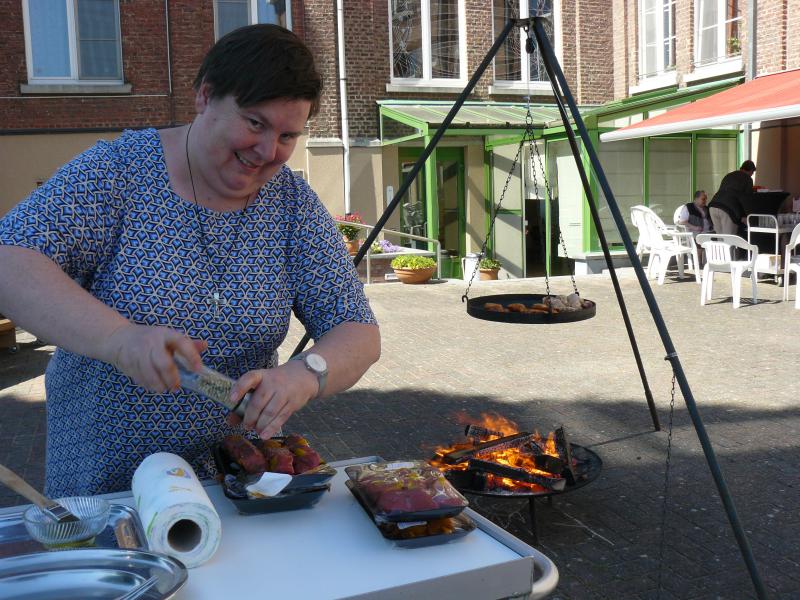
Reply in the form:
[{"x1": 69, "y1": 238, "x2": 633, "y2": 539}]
[
  {"x1": 676, "y1": 190, "x2": 713, "y2": 235},
  {"x1": 676, "y1": 190, "x2": 712, "y2": 268}
]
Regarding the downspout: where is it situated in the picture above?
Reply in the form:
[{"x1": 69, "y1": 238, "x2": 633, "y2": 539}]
[
  {"x1": 743, "y1": 0, "x2": 756, "y2": 159},
  {"x1": 336, "y1": 0, "x2": 351, "y2": 213},
  {"x1": 164, "y1": 0, "x2": 174, "y2": 123}
]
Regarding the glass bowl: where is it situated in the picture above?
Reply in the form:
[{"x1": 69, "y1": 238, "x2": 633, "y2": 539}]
[{"x1": 23, "y1": 497, "x2": 110, "y2": 547}]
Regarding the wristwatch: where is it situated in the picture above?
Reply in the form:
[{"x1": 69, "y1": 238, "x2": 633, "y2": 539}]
[{"x1": 290, "y1": 351, "x2": 328, "y2": 399}]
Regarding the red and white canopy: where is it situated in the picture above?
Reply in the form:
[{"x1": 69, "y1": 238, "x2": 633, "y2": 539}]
[{"x1": 601, "y1": 69, "x2": 800, "y2": 142}]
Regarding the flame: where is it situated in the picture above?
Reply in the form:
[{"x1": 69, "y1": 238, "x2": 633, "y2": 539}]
[{"x1": 430, "y1": 414, "x2": 564, "y2": 493}]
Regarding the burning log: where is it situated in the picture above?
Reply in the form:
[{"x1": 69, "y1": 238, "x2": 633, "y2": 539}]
[
  {"x1": 467, "y1": 458, "x2": 566, "y2": 491},
  {"x1": 440, "y1": 432, "x2": 532, "y2": 465},
  {"x1": 464, "y1": 424, "x2": 503, "y2": 441},
  {"x1": 517, "y1": 442, "x2": 566, "y2": 475},
  {"x1": 554, "y1": 426, "x2": 576, "y2": 483}
]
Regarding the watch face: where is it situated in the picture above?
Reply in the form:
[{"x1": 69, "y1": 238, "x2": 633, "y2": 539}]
[{"x1": 306, "y1": 353, "x2": 327, "y2": 372}]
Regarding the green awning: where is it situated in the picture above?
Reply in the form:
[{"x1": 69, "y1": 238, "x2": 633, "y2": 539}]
[{"x1": 378, "y1": 100, "x2": 565, "y2": 131}]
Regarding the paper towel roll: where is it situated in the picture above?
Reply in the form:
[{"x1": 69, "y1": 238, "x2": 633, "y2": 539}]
[{"x1": 132, "y1": 452, "x2": 221, "y2": 568}]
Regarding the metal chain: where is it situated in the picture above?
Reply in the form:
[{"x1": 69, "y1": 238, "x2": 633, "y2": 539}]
[
  {"x1": 461, "y1": 135, "x2": 527, "y2": 302},
  {"x1": 656, "y1": 369, "x2": 677, "y2": 599},
  {"x1": 523, "y1": 27, "x2": 578, "y2": 297}
]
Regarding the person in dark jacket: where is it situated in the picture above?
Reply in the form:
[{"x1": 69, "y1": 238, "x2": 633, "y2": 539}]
[
  {"x1": 676, "y1": 190, "x2": 713, "y2": 235},
  {"x1": 708, "y1": 160, "x2": 756, "y2": 235}
]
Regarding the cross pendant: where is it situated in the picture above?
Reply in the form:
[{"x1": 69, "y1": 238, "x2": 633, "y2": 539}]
[{"x1": 208, "y1": 291, "x2": 227, "y2": 317}]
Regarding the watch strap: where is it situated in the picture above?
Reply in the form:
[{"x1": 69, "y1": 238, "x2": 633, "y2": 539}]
[{"x1": 290, "y1": 351, "x2": 328, "y2": 399}]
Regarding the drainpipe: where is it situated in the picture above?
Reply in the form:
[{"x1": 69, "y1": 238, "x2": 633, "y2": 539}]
[
  {"x1": 743, "y1": 0, "x2": 756, "y2": 159},
  {"x1": 164, "y1": 0, "x2": 174, "y2": 122},
  {"x1": 336, "y1": 0, "x2": 351, "y2": 213}
]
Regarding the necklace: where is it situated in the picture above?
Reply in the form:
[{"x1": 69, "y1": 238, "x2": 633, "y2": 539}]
[{"x1": 184, "y1": 121, "x2": 253, "y2": 318}]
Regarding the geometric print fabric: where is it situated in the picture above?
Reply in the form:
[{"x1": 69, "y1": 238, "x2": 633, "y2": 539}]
[{"x1": 0, "y1": 128, "x2": 376, "y2": 496}]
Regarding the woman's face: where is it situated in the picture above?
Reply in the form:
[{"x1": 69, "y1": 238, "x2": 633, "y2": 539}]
[{"x1": 192, "y1": 84, "x2": 311, "y2": 205}]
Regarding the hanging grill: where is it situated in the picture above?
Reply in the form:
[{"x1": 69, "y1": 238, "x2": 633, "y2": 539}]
[{"x1": 461, "y1": 28, "x2": 595, "y2": 325}]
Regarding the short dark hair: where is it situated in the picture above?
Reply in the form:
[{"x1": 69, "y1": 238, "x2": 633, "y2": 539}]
[
  {"x1": 193, "y1": 24, "x2": 322, "y2": 117},
  {"x1": 694, "y1": 190, "x2": 706, "y2": 200},
  {"x1": 740, "y1": 160, "x2": 756, "y2": 172}
]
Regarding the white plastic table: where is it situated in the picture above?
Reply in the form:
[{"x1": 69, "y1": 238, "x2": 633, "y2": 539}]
[{"x1": 115, "y1": 456, "x2": 559, "y2": 599}]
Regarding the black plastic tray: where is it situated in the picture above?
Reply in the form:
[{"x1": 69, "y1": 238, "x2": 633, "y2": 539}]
[
  {"x1": 466, "y1": 293, "x2": 596, "y2": 324},
  {"x1": 344, "y1": 464, "x2": 468, "y2": 523},
  {"x1": 213, "y1": 443, "x2": 335, "y2": 515},
  {"x1": 346, "y1": 481, "x2": 475, "y2": 548}
]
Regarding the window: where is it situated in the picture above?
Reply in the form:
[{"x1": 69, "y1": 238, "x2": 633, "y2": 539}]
[
  {"x1": 695, "y1": 0, "x2": 742, "y2": 66},
  {"x1": 493, "y1": 0, "x2": 556, "y2": 87},
  {"x1": 216, "y1": 0, "x2": 292, "y2": 39},
  {"x1": 22, "y1": 0, "x2": 122, "y2": 83},
  {"x1": 390, "y1": 0, "x2": 466, "y2": 83},
  {"x1": 639, "y1": 0, "x2": 676, "y2": 78}
]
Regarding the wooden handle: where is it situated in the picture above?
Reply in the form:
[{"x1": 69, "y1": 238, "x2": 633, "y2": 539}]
[{"x1": 0, "y1": 463, "x2": 52, "y2": 508}]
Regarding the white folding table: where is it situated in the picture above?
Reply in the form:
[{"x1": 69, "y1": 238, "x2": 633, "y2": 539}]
[{"x1": 107, "y1": 456, "x2": 559, "y2": 599}]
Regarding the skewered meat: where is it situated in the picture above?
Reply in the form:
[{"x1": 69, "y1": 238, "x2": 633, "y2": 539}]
[
  {"x1": 223, "y1": 435, "x2": 267, "y2": 474},
  {"x1": 264, "y1": 447, "x2": 295, "y2": 475},
  {"x1": 292, "y1": 446, "x2": 321, "y2": 473}
]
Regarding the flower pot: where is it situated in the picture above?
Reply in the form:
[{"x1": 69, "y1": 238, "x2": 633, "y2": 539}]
[
  {"x1": 479, "y1": 268, "x2": 499, "y2": 281},
  {"x1": 393, "y1": 266, "x2": 435, "y2": 284},
  {"x1": 343, "y1": 237, "x2": 360, "y2": 255}
]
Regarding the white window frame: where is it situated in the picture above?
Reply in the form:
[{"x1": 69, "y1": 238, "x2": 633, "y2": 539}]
[
  {"x1": 638, "y1": 0, "x2": 676, "y2": 80},
  {"x1": 387, "y1": 0, "x2": 468, "y2": 89},
  {"x1": 490, "y1": 0, "x2": 562, "y2": 94},
  {"x1": 21, "y1": 0, "x2": 123, "y2": 85},
  {"x1": 694, "y1": 0, "x2": 742, "y2": 68},
  {"x1": 214, "y1": 0, "x2": 293, "y2": 40}
]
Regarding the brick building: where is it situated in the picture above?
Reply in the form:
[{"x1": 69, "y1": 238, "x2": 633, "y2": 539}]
[{"x1": 1, "y1": 1, "x2": 798, "y2": 278}]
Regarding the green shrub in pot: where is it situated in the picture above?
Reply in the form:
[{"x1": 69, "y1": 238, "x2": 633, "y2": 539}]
[
  {"x1": 478, "y1": 257, "x2": 501, "y2": 270},
  {"x1": 390, "y1": 255, "x2": 436, "y2": 284},
  {"x1": 390, "y1": 255, "x2": 437, "y2": 270}
]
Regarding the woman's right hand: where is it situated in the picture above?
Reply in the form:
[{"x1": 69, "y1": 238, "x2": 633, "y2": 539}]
[{"x1": 104, "y1": 323, "x2": 207, "y2": 393}]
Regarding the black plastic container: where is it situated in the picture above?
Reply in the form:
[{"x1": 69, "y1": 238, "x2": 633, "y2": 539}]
[
  {"x1": 346, "y1": 481, "x2": 475, "y2": 548},
  {"x1": 213, "y1": 443, "x2": 336, "y2": 515}
]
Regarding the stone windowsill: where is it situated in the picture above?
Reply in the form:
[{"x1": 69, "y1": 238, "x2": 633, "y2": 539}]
[{"x1": 20, "y1": 83, "x2": 132, "y2": 95}]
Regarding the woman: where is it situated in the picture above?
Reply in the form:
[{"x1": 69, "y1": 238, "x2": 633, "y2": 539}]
[{"x1": 0, "y1": 25, "x2": 380, "y2": 496}]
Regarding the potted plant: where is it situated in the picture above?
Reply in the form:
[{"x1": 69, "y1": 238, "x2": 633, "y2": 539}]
[
  {"x1": 335, "y1": 212, "x2": 365, "y2": 255},
  {"x1": 478, "y1": 257, "x2": 502, "y2": 280},
  {"x1": 390, "y1": 255, "x2": 436, "y2": 284}
]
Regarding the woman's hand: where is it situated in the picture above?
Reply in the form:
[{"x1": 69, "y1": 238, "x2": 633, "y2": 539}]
[
  {"x1": 104, "y1": 323, "x2": 207, "y2": 392},
  {"x1": 226, "y1": 361, "x2": 319, "y2": 439}
]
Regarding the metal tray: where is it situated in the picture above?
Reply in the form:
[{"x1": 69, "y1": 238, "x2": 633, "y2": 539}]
[
  {"x1": 0, "y1": 503, "x2": 147, "y2": 559},
  {"x1": 466, "y1": 293, "x2": 596, "y2": 324},
  {"x1": 346, "y1": 481, "x2": 476, "y2": 548},
  {"x1": 0, "y1": 548, "x2": 187, "y2": 600}
]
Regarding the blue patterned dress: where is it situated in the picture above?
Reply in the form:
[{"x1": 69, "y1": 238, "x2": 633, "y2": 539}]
[{"x1": 0, "y1": 129, "x2": 376, "y2": 496}]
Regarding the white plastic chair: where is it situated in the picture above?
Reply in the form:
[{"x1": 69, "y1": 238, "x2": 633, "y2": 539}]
[
  {"x1": 634, "y1": 205, "x2": 700, "y2": 285},
  {"x1": 696, "y1": 234, "x2": 759, "y2": 309},
  {"x1": 672, "y1": 205, "x2": 687, "y2": 233},
  {"x1": 630, "y1": 205, "x2": 651, "y2": 266},
  {"x1": 782, "y1": 223, "x2": 800, "y2": 308}
]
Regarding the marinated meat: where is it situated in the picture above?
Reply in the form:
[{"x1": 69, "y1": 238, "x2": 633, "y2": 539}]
[
  {"x1": 292, "y1": 446, "x2": 321, "y2": 473},
  {"x1": 223, "y1": 435, "x2": 267, "y2": 474},
  {"x1": 264, "y1": 447, "x2": 295, "y2": 475}
]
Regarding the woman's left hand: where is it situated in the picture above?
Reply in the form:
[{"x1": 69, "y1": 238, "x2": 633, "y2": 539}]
[{"x1": 225, "y1": 361, "x2": 318, "y2": 439}]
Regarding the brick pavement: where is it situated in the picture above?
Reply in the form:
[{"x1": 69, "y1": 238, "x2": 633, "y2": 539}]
[{"x1": 1, "y1": 270, "x2": 798, "y2": 599}]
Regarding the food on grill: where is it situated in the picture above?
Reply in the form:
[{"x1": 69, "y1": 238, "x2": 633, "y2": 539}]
[
  {"x1": 223, "y1": 434, "x2": 325, "y2": 475},
  {"x1": 264, "y1": 447, "x2": 296, "y2": 475},
  {"x1": 482, "y1": 296, "x2": 594, "y2": 315},
  {"x1": 483, "y1": 302, "x2": 507, "y2": 312},
  {"x1": 222, "y1": 435, "x2": 267, "y2": 474}
]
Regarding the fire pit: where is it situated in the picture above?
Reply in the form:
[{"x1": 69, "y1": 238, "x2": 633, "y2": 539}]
[{"x1": 430, "y1": 418, "x2": 602, "y2": 544}]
